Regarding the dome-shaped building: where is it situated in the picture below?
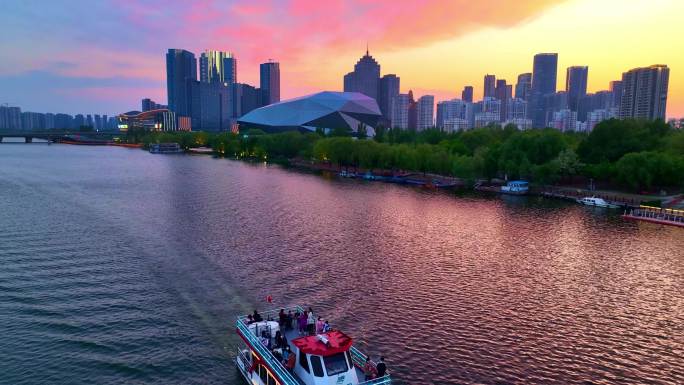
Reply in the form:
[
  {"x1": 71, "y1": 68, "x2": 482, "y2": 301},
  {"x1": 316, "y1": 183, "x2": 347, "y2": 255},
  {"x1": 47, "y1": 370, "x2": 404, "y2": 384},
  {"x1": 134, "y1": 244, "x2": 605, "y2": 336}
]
[{"x1": 237, "y1": 91, "x2": 381, "y2": 135}]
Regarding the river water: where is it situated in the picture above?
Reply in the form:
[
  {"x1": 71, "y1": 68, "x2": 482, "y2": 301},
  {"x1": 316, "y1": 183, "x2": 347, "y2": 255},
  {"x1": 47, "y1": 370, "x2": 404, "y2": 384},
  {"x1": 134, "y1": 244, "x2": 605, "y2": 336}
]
[{"x1": 0, "y1": 142, "x2": 682, "y2": 385}]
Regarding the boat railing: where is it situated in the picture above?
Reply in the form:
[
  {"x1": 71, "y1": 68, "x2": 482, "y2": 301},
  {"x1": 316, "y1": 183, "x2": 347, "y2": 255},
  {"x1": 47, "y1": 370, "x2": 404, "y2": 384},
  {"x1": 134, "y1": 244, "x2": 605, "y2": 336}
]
[
  {"x1": 236, "y1": 309, "x2": 302, "y2": 385},
  {"x1": 235, "y1": 346, "x2": 251, "y2": 378},
  {"x1": 350, "y1": 346, "x2": 392, "y2": 385},
  {"x1": 625, "y1": 206, "x2": 684, "y2": 223}
]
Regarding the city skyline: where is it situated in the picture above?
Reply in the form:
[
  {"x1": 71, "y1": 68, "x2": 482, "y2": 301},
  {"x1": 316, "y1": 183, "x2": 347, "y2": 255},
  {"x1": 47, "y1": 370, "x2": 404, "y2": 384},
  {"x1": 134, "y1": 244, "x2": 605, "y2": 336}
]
[{"x1": 0, "y1": 0, "x2": 682, "y2": 118}]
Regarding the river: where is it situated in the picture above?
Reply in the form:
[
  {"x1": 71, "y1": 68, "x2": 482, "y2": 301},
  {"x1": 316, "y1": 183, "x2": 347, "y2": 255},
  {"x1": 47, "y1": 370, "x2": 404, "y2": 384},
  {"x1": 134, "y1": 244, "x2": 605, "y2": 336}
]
[{"x1": 0, "y1": 142, "x2": 682, "y2": 385}]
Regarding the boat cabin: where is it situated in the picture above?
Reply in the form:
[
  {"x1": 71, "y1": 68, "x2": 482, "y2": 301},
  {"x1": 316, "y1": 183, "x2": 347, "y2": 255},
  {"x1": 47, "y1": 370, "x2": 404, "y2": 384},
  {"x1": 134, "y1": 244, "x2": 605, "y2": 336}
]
[{"x1": 290, "y1": 331, "x2": 358, "y2": 385}]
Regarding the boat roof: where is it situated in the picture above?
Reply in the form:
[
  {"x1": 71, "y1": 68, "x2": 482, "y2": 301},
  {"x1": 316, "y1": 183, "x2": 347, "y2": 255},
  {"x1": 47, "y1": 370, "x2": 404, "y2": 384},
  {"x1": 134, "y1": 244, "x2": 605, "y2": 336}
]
[
  {"x1": 292, "y1": 330, "x2": 353, "y2": 357},
  {"x1": 508, "y1": 180, "x2": 528, "y2": 184}
]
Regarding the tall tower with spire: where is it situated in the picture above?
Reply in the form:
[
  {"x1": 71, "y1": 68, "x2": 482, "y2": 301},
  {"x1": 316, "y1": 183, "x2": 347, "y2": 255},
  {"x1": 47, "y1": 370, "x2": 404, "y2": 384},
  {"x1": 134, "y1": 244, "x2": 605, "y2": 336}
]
[{"x1": 343, "y1": 48, "x2": 381, "y2": 100}]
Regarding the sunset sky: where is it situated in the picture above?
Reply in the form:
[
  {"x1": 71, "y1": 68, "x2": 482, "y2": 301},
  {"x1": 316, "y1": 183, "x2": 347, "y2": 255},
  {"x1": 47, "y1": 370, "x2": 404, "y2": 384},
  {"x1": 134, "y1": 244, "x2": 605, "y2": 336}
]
[{"x1": 1, "y1": 0, "x2": 682, "y2": 118}]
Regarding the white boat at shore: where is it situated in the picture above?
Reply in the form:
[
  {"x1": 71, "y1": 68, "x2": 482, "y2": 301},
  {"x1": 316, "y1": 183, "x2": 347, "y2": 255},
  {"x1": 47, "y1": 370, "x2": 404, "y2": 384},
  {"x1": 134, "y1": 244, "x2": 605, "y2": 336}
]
[{"x1": 576, "y1": 196, "x2": 620, "y2": 208}]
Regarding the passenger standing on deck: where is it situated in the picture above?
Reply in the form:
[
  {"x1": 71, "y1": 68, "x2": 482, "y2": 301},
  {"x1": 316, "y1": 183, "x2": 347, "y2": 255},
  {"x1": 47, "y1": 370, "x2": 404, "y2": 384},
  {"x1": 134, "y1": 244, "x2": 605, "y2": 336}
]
[
  {"x1": 286, "y1": 310, "x2": 294, "y2": 330},
  {"x1": 315, "y1": 317, "x2": 324, "y2": 334},
  {"x1": 278, "y1": 309, "x2": 286, "y2": 328},
  {"x1": 376, "y1": 356, "x2": 387, "y2": 377},
  {"x1": 298, "y1": 311, "x2": 308, "y2": 335},
  {"x1": 307, "y1": 310, "x2": 316, "y2": 335},
  {"x1": 363, "y1": 357, "x2": 377, "y2": 380},
  {"x1": 322, "y1": 320, "x2": 332, "y2": 333},
  {"x1": 253, "y1": 310, "x2": 263, "y2": 322}
]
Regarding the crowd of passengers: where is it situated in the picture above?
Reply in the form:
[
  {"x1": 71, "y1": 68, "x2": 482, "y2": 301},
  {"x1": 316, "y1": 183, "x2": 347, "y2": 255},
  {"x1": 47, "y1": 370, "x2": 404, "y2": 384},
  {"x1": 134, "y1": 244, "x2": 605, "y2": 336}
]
[{"x1": 245, "y1": 308, "x2": 388, "y2": 380}]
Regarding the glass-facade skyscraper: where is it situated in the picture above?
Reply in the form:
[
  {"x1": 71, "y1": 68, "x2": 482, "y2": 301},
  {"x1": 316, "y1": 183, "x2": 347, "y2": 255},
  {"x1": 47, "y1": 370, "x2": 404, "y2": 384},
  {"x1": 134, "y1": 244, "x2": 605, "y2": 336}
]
[
  {"x1": 515, "y1": 73, "x2": 532, "y2": 101},
  {"x1": 166, "y1": 49, "x2": 197, "y2": 117},
  {"x1": 199, "y1": 50, "x2": 237, "y2": 87},
  {"x1": 378, "y1": 74, "x2": 400, "y2": 124},
  {"x1": 530, "y1": 53, "x2": 558, "y2": 127},
  {"x1": 483, "y1": 74, "x2": 496, "y2": 98},
  {"x1": 343, "y1": 49, "x2": 381, "y2": 101},
  {"x1": 260, "y1": 61, "x2": 280, "y2": 105},
  {"x1": 566, "y1": 66, "x2": 588, "y2": 112},
  {"x1": 461, "y1": 86, "x2": 473, "y2": 103}
]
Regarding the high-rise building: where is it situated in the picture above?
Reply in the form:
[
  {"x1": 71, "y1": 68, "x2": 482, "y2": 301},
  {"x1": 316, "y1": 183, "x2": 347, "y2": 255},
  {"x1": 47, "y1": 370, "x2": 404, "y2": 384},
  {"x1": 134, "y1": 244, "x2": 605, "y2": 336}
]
[
  {"x1": 506, "y1": 98, "x2": 528, "y2": 121},
  {"x1": 391, "y1": 94, "x2": 410, "y2": 129},
  {"x1": 461, "y1": 86, "x2": 473, "y2": 103},
  {"x1": 566, "y1": 66, "x2": 588, "y2": 112},
  {"x1": 515, "y1": 73, "x2": 532, "y2": 101},
  {"x1": 54, "y1": 113, "x2": 73, "y2": 129},
  {"x1": 549, "y1": 109, "x2": 578, "y2": 132},
  {"x1": 232, "y1": 83, "x2": 263, "y2": 118},
  {"x1": 260, "y1": 61, "x2": 280, "y2": 105},
  {"x1": 189, "y1": 81, "x2": 232, "y2": 131},
  {"x1": 609, "y1": 80, "x2": 623, "y2": 109},
  {"x1": 408, "y1": 91, "x2": 417, "y2": 130},
  {"x1": 530, "y1": 53, "x2": 558, "y2": 127},
  {"x1": 378, "y1": 74, "x2": 400, "y2": 125},
  {"x1": 483, "y1": 74, "x2": 496, "y2": 98},
  {"x1": 578, "y1": 91, "x2": 612, "y2": 122},
  {"x1": 199, "y1": 50, "x2": 237, "y2": 86},
  {"x1": 619, "y1": 65, "x2": 669, "y2": 120},
  {"x1": 74, "y1": 114, "x2": 85, "y2": 128},
  {"x1": 417, "y1": 95, "x2": 434, "y2": 131},
  {"x1": 45, "y1": 113, "x2": 55, "y2": 129},
  {"x1": 495, "y1": 79, "x2": 513, "y2": 122},
  {"x1": 586, "y1": 109, "x2": 615, "y2": 131},
  {"x1": 21, "y1": 112, "x2": 45, "y2": 130},
  {"x1": 436, "y1": 99, "x2": 470, "y2": 129},
  {"x1": 0, "y1": 105, "x2": 22, "y2": 129},
  {"x1": 142, "y1": 98, "x2": 165, "y2": 112},
  {"x1": 542, "y1": 91, "x2": 568, "y2": 126},
  {"x1": 343, "y1": 49, "x2": 381, "y2": 101},
  {"x1": 166, "y1": 49, "x2": 197, "y2": 117}
]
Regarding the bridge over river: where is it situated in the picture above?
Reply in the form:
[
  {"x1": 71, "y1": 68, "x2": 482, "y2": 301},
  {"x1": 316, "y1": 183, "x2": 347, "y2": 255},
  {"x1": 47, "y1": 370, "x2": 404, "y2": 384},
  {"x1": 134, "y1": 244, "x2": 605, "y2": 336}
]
[{"x1": 0, "y1": 130, "x2": 119, "y2": 143}]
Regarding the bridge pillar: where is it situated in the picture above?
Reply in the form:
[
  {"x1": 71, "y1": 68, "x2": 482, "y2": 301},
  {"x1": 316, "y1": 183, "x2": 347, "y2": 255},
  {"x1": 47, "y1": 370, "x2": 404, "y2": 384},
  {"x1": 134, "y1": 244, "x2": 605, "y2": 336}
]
[
  {"x1": 0, "y1": 136, "x2": 3, "y2": 143},
  {"x1": 25, "y1": 136, "x2": 33, "y2": 143}
]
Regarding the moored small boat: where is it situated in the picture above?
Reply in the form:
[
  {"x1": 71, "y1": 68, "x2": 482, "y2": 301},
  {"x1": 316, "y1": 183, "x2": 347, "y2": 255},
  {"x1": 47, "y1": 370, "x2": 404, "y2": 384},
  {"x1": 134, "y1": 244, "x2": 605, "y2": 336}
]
[
  {"x1": 576, "y1": 196, "x2": 620, "y2": 208},
  {"x1": 338, "y1": 170, "x2": 358, "y2": 178},
  {"x1": 500, "y1": 180, "x2": 529, "y2": 195},
  {"x1": 149, "y1": 142, "x2": 183, "y2": 154}
]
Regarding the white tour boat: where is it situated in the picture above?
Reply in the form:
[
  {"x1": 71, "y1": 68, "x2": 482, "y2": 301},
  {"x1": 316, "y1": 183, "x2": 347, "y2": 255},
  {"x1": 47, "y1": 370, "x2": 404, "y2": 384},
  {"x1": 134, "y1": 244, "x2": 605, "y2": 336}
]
[
  {"x1": 235, "y1": 306, "x2": 391, "y2": 385},
  {"x1": 576, "y1": 196, "x2": 620, "y2": 208}
]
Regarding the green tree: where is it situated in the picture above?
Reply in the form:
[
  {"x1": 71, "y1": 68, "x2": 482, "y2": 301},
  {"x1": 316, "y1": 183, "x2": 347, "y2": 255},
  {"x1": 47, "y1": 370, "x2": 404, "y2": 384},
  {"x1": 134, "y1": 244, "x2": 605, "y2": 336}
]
[{"x1": 556, "y1": 148, "x2": 583, "y2": 177}]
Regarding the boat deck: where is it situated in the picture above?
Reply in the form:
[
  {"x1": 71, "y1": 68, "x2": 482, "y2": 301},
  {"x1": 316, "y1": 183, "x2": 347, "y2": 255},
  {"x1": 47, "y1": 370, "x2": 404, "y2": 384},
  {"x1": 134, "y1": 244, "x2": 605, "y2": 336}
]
[{"x1": 236, "y1": 306, "x2": 390, "y2": 385}]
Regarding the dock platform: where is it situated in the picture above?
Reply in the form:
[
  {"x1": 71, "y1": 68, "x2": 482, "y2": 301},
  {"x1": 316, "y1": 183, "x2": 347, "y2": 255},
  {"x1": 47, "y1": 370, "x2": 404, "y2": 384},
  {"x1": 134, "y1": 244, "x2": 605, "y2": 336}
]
[{"x1": 623, "y1": 206, "x2": 684, "y2": 228}]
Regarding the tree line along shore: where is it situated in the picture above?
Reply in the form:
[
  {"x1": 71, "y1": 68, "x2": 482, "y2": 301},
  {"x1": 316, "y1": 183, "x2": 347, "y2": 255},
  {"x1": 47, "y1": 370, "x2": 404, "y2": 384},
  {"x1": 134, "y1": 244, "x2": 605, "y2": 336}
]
[{"x1": 127, "y1": 119, "x2": 684, "y2": 195}]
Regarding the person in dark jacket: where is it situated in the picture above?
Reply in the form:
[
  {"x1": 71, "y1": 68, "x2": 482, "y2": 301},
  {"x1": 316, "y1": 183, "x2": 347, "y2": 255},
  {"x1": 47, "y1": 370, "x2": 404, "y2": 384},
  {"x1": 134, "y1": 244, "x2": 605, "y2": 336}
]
[
  {"x1": 253, "y1": 310, "x2": 263, "y2": 322},
  {"x1": 376, "y1": 356, "x2": 387, "y2": 377}
]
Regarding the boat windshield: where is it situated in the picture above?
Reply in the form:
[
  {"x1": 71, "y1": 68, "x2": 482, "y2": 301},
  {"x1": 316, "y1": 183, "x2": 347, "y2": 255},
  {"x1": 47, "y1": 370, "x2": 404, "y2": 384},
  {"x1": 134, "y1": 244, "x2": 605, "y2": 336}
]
[{"x1": 324, "y1": 352, "x2": 348, "y2": 376}]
